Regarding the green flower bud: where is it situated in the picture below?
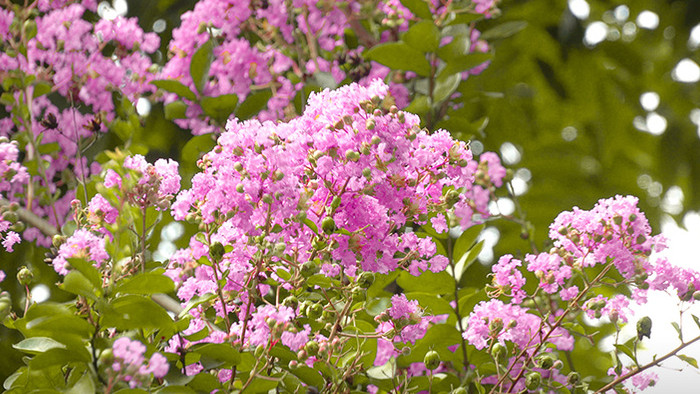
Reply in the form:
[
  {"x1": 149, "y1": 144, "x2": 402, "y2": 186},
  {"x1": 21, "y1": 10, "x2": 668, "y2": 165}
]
[
  {"x1": 10, "y1": 221, "x2": 24, "y2": 232},
  {"x1": 613, "y1": 215, "x2": 623, "y2": 226},
  {"x1": 17, "y1": 266, "x2": 33, "y2": 286},
  {"x1": 282, "y1": 295, "x2": 298, "y2": 309},
  {"x1": 370, "y1": 135, "x2": 381, "y2": 145},
  {"x1": 567, "y1": 371, "x2": 580, "y2": 385},
  {"x1": 424, "y1": 350, "x2": 440, "y2": 370},
  {"x1": 97, "y1": 348, "x2": 114, "y2": 366},
  {"x1": 321, "y1": 216, "x2": 336, "y2": 235},
  {"x1": 2, "y1": 211, "x2": 18, "y2": 223},
  {"x1": 637, "y1": 316, "x2": 652, "y2": 340},
  {"x1": 357, "y1": 272, "x2": 374, "y2": 288},
  {"x1": 236, "y1": 183, "x2": 245, "y2": 193},
  {"x1": 491, "y1": 343, "x2": 506, "y2": 361},
  {"x1": 52, "y1": 234, "x2": 66, "y2": 248},
  {"x1": 345, "y1": 149, "x2": 360, "y2": 162},
  {"x1": 296, "y1": 349, "x2": 307, "y2": 360},
  {"x1": 288, "y1": 360, "x2": 298, "y2": 369},
  {"x1": 330, "y1": 196, "x2": 342, "y2": 210},
  {"x1": 525, "y1": 371, "x2": 541, "y2": 391},
  {"x1": 307, "y1": 303, "x2": 323, "y2": 320},
  {"x1": 209, "y1": 242, "x2": 225, "y2": 261},
  {"x1": 261, "y1": 193, "x2": 273, "y2": 205},
  {"x1": 305, "y1": 341, "x2": 320, "y2": 356},
  {"x1": 365, "y1": 118, "x2": 375, "y2": 130},
  {"x1": 537, "y1": 353, "x2": 556, "y2": 369}
]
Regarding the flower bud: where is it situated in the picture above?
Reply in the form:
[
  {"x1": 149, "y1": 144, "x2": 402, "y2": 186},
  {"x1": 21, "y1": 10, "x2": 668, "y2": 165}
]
[
  {"x1": 282, "y1": 295, "x2": 298, "y2": 309},
  {"x1": 345, "y1": 150, "x2": 360, "y2": 162},
  {"x1": 537, "y1": 353, "x2": 555, "y2": 369},
  {"x1": 525, "y1": 371, "x2": 541, "y2": 391},
  {"x1": 296, "y1": 349, "x2": 308, "y2": 361},
  {"x1": 52, "y1": 234, "x2": 66, "y2": 249},
  {"x1": 2, "y1": 211, "x2": 18, "y2": 223},
  {"x1": 304, "y1": 341, "x2": 320, "y2": 356},
  {"x1": 637, "y1": 316, "x2": 652, "y2": 340},
  {"x1": 288, "y1": 360, "x2": 298, "y2": 369},
  {"x1": 491, "y1": 343, "x2": 506, "y2": 361},
  {"x1": 209, "y1": 242, "x2": 225, "y2": 261},
  {"x1": 370, "y1": 135, "x2": 381, "y2": 145},
  {"x1": 17, "y1": 266, "x2": 34, "y2": 286},
  {"x1": 300, "y1": 261, "x2": 317, "y2": 277},
  {"x1": 330, "y1": 196, "x2": 341, "y2": 211},
  {"x1": 10, "y1": 222, "x2": 24, "y2": 232},
  {"x1": 423, "y1": 350, "x2": 440, "y2": 370},
  {"x1": 567, "y1": 371, "x2": 580, "y2": 385},
  {"x1": 236, "y1": 183, "x2": 245, "y2": 193},
  {"x1": 307, "y1": 303, "x2": 323, "y2": 320},
  {"x1": 357, "y1": 272, "x2": 374, "y2": 288},
  {"x1": 97, "y1": 348, "x2": 114, "y2": 366},
  {"x1": 365, "y1": 118, "x2": 375, "y2": 130},
  {"x1": 321, "y1": 217, "x2": 336, "y2": 235}
]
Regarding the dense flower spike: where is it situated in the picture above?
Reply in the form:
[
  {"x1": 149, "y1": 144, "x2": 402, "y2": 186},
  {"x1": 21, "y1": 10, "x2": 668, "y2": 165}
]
[
  {"x1": 158, "y1": 0, "x2": 494, "y2": 134},
  {"x1": 168, "y1": 80, "x2": 500, "y2": 358}
]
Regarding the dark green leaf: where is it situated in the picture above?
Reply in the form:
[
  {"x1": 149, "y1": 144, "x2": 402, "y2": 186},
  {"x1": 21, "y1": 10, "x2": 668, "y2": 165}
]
[
  {"x1": 179, "y1": 293, "x2": 218, "y2": 318},
  {"x1": 66, "y1": 258, "x2": 102, "y2": 290},
  {"x1": 480, "y1": 21, "x2": 528, "y2": 40},
  {"x1": 152, "y1": 80, "x2": 197, "y2": 101},
  {"x1": 397, "y1": 269, "x2": 455, "y2": 295},
  {"x1": 237, "y1": 90, "x2": 272, "y2": 120},
  {"x1": 244, "y1": 373, "x2": 280, "y2": 392},
  {"x1": 186, "y1": 372, "x2": 222, "y2": 393},
  {"x1": 201, "y1": 94, "x2": 239, "y2": 124},
  {"x1": 439, "y1": 53, "x2": 492, "y2": 79},
  {"x1": 37, "y1": 142, "x2": 60, "y2": 155},
  {"x1": 60, "y1": 271, "x2": 98, "y2": 300},
  {"x1": 364, "y1": 43, "x2": 431, "y2": 77},
  {"x1": 114, "y1": 272, "x2": 175, "y2": 295},
  {"x1": 307, "y1": 274, "x2": 332, "y2": 289},
  {"x1": 190, "y1": 40, "x2": 214, "y2": 94},
  {"x1": 433, "y1": 73, "x2": 460, "y2": 103},
  {"x1": 155, "y1": 386, "x2": 197, "y2": 394},
  {"x1": 12, "y1": 337, "x2": 65, "y2": 354},
  {"x1": 453, "y1": 224, "x2": 485, "y2": 262},
  {"x1": 291, "y1": 366, "x2": 324, "y2": 388},
  {"x1": 29, "y1": 348, "x2": 90, "y2": 369},
  {"x1": 26, "y1": 315, "x2": 94, "y2": 339},
  {"x1": 191, "y1": 343, "x2": 241, "y2": 369},
  {"x1": 32, "y1": 82, "x2": 52, "y2": 99},
  {"x1": 614, "y1": 344, "x2": 636, "y2": 363},
  {"x1": 399, "y1": 0, "x2": 432, "y2": 19},
  {"x1": 164, "y1": 101, "x2": 188, "y2": 120},
  {"x1": 403, "y1": 21, "x2": 440, "y2": 53},
  {"x1": 102, "y1": 295, "x2": 173, "y2": 330},
  {"x1": 182, "y1": 134, "x2": 217, "y2": 163}
]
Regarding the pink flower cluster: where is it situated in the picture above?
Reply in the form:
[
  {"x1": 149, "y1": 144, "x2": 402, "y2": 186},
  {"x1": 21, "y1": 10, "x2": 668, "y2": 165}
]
[
  {"x1": 0, "y1": 140, "x2": 29, "y2": 252},
  {"x1": 168, "y1": 80, "x2": 503, "y2": 353},
  {"x1": 159, "y1": 0, "x2": 495, "y2": 135},
  {"x1": 51, "y1": 228, "x2": 108, "y2": 275},
  {"x1": 104, "y1": 155, "x2": 181, "y2": 211},
  {"x1": 0, "y1": 2, "x2": 159, "y2": 246},
  {"x1": 111, "y1": 337, "x2": 169, "y2": 388}
]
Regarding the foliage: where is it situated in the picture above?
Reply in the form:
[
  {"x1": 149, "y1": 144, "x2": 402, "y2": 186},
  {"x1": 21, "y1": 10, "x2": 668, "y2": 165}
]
[{"x1": 0, "y1": 0, "x2": 699, "y2": 393}]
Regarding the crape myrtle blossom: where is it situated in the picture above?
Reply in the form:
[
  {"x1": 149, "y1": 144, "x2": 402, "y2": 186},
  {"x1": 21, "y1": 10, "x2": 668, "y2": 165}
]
[
  {"x1": 51, "y1": 228, "x2": 108, "y2": 275},
  {"x1": 0, "y1": 2, "x2": 159, "y2": 246},
  {"x1": 0, "y1": 140, "x2": 29, "y2": 252},
  {"x1": 110, "y1": 337, "x2": 169, "y2": 388},
  {"x1": 159, "y1": 0, "x2": 496, "y2": 135},
  {"x1": 168, "y1": 80, "x2": 504, "y2": 364},
  {"x1": 467, "y1": 196, "x2": 700, "y2": 391}
]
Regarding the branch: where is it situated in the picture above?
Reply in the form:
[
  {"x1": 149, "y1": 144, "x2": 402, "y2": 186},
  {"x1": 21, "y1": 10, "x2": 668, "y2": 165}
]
[
  {"x1": 594, "y1": 334, "x2": 700, "y2": 393},
  {"x1": 0, "y1": 198, "x2": 59, "y2": 237}
]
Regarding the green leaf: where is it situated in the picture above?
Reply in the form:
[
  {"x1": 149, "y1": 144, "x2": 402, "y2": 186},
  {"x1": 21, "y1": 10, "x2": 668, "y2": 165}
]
[
  {"x1": 678, "y1": 354, "x2": 699, "y2": 369},
  {"x1": 152, "y1": 80, "x2": 197, "y2": 101},
  {"x1": 191, "y1": 343, "x2": 241, "y2": 369},
  {"x1": 453, "y1": 240, "x2": 484, "y2": 281},
  {"x1": 364, "y1": 43, "x2": 431, "y2": 77},
  {"x1": 32, "y1": 82, "x2": 52, "y2": 99},
  {"x1": 60, "y1": 271, "x2": 99, "y2": 300},
  {"x1": 237, "y1": 90, "x2": 272, "y2": 120},
  {"x1": 433, "y1": 72, "x2": 461, "y2": 103},
  {"x1": 291, "y1": 366, "x2": 324, "y2": 388},
  {"x1": 164, "y1": 101, "x2": 188, "y2": 120},
  {"x1": 66, "y1": 258, "x2": 102, "y2": 290},
  {"x1": 37, "y1": 142, "x2": 60, "y2": 155},
  {"x1": 614, "y1": 344, "x2": 636, "y2": 363},
  {"x1": 179, "y1": 293, "x2": 218, "y2": 318},
  {"x1": 480, "y1": 21, "x2": 528, "y2": 40},
  {"x1": 244, "y1": 373, "x2": 280, "y2": 392},
  {"x1": 186, "y1": 372, "x2": 222, "y2": 393},
  {"x1": 397, "y1": 269, "x2": 455, "y2": 295},
  {"x1": 102, "y1": 295, "x2": 174, "y2": 330},
  {"x1": 190, "y1": 40, "x2": 214, "y2": 94},
  {"x1": 403, "y1": 21, "x2": 440, "y2": 53},
  {"x1": 114, "y1": 272, "x2": 175, "y2": 295},
  {"x1": 453, "y1": 224, "x2": 485, "y2": 262},
  {"x1": 671, "y1": 321, "x2": 682, "y2": 341},
  {"x1": 182, "y1": 134, "x2": 217, "y2": 163},
  {"x1": 399, "y1": 0, "x2": 432, "y2": 19},
  {"x1": 307, "y1": 274, "x2": 332, "y2": 289},
  {"x1": 439, "y1": 53, "x2": 492, "y2": 79},
  {"x1": 12, "y1": 337, "x2": 65, "y2": 354},
  {"x1": 692, "y1": 314, "x2": 700, "y2": 329},
  {"x1": 155, "y1": 386, "x2": 197, "y2": 394},
  {"x1": 201, "y1": 94, "x2": 239, "y2": 125},
  {"x1": 29, "y1": 348, "x2": 90, "y2": 369},
  {"x1": 26, "y1": 315, "x2": 94, "y2": 339}
]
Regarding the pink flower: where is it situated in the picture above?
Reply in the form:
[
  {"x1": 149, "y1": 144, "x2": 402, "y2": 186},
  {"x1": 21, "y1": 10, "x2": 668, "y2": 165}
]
[{"x1": 2, "y1": 231, "x2": 20, "y2": 252}]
